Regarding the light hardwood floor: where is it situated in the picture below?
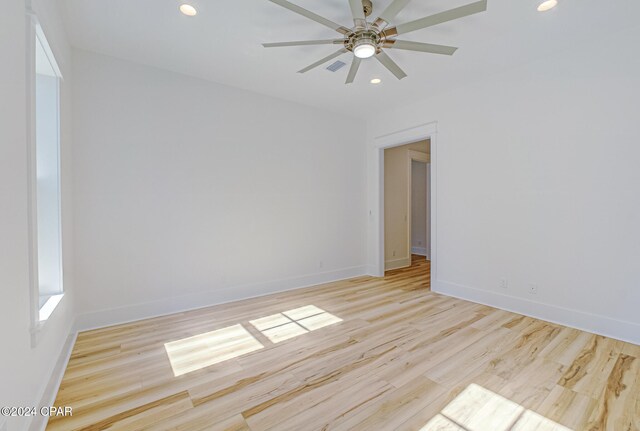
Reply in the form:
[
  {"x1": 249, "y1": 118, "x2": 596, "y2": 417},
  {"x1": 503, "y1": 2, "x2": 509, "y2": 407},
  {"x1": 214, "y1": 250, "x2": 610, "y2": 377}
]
[{"x1": 49, "y1": 257, "x2": 639, "y2": 430}]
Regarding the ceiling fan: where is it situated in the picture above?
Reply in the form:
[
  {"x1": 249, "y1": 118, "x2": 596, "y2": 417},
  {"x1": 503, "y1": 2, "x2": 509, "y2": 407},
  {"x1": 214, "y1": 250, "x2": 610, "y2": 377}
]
[{"x1": 263, "y1": 0, "x2": 487, "y2": 84}]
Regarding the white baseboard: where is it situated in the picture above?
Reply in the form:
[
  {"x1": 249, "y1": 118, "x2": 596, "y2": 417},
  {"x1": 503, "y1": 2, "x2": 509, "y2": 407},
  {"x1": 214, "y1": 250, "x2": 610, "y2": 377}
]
[
  {"x1": 366, "y1": 264, "x2": 384, "y2": 277},
  {"x1": 29, "y1": 329, "x2": 78, "y2": 431},
  {"x1": 385, "y1": 257, "x2": 411, "y2": 271},
  {"x1": 411, "y1": 246, "x2": 428, "y2": 256},
  {"x1": 75, "y1": 265, "x2": 368, "y2": 332},
  {"x1": 433, "y1": 279, "x2": 640, "y2": 346}
]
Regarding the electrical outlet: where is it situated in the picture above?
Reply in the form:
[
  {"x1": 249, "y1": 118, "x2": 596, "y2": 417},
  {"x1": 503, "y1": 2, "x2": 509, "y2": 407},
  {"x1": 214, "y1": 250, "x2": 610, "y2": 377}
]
[
  {"x1": 529, "y1": 283, "x2": 538, "y2": 295},
  {"x1": 500, "y1": 278, "x2": 508, "y2": 289}
]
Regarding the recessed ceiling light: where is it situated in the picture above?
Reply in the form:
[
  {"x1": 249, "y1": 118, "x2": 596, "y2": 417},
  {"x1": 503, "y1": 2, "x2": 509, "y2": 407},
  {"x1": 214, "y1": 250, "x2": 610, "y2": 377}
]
[
  {"x1": 537, "y1": 0, "x2": 557, "y2": 12},
  {"x1": 179, "y1": 4, "x2": 197, "y2": 16},
  {"x1": 370, "y1": 78, "x2": 381, "y2": 84}
]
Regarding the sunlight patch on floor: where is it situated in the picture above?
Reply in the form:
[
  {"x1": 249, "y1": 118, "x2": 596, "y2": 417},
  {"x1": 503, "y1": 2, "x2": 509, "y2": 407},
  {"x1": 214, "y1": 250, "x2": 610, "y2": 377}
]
[
  {"x1": 164, "y1": 324, "x2": 263, "y2": 376},
  {"x1": 420, "y1": 384, "x2": 572, "y2": 431},
  {"x1": 420, "y1": 414, "x2": 466, "y2": 430},
  {"x1": 441, "y1": 384, "x2": 523, "y2": 430},
  {"x1": 250, "y1": 305, "x2": 342, "y2": 343},
  {"x1": 512, "y1": 410, "x2": 573, "y2": 431},
  {"x1": 297, "y1": 311, "x2": 343, "y2": 331},
  {"x1": 282, "y1": 305, "x2": 325, "y2": 320},
  {"x1": 164, "y1": 306, "x2": 341, "y2": 376}
]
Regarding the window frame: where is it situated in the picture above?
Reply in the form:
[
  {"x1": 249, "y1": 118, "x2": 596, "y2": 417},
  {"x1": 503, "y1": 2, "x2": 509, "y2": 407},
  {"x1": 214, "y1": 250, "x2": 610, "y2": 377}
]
[{"x1": 27, "y1": 13, "x2": 65, "y2": 347}]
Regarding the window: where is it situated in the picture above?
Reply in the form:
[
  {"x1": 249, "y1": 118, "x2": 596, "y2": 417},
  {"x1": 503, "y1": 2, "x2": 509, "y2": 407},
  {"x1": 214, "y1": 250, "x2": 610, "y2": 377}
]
[{"x1": 33, "y1": 25, "x2": 63, "y2": 324}]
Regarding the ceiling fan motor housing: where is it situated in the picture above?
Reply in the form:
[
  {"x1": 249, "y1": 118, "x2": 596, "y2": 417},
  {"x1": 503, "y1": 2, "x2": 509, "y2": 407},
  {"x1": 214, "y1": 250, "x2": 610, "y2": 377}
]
[{"x1": 345, "y1": 29, "x2": 382, "y2": 54}]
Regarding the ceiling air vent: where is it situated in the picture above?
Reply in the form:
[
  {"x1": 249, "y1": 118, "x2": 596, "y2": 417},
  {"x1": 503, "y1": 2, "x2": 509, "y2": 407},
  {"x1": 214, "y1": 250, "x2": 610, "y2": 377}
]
[{"x1": 326, "y1": 60, "x2": 346, "y2": 72}]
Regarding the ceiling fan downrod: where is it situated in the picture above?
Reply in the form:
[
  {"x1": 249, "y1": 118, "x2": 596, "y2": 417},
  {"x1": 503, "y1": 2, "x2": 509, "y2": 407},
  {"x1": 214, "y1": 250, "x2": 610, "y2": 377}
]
[{"x1": 362, "y1": 0, "x2": 373, "y2": 17}]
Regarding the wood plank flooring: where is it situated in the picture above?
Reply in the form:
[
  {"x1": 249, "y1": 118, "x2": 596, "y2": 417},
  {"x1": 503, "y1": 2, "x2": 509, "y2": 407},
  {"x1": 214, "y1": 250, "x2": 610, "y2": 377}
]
[{"x1": 49, "y1": 257, "x2": 639, "y2": 430}]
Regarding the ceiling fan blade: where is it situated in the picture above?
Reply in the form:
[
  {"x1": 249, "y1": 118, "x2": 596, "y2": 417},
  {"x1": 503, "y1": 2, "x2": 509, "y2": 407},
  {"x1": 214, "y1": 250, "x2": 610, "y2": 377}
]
[
  {"x1": 384, "y1": 0, "x2": 487, "y2": 37},
  {"x1": 375, "y1": 51, "x2": 407, "y2": 80},
  {"x1": 268, "y1": 0, "x2": 350, "y2": 34},
  {"x1": 348, "y1": 0, "x2": 366, "y2": 27},
  {"x1": 345, "y1": 57, "x2": 361, "y2": 84},
  {"x1": 384, "y1": 40, "x2": 457, "y2": 55},
  {"x1": 263, "y1": 39, "x2": 344, "y2": 48},
  {"x1": 374, "y1": 0, "x2": 411, "y2": 27},
  {"x1": 298, "y1": 48, "x2": 348, "y2": 73}
]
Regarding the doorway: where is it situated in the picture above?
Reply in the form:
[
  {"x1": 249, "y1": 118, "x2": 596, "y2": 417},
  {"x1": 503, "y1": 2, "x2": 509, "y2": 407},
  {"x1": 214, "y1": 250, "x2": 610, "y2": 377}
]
[
  {"x1": 370, "y1": 122, "x2": 437, "y2": 287},
  {"x1": 383, "y1": 140, "x2": 430, "y2": 272}
]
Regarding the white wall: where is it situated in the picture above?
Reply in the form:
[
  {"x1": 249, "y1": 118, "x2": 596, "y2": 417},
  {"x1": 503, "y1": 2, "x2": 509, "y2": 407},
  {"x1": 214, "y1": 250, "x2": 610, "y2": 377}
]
[
  {"x1": 411, "y1": 160, "x2": 427, "y2": 254},
  {"x1": 367, "y1": 24, "x2": 640, "y2": 344},
  {"x1": 0, "y1": 1, "x2": 75, "y2": 431},
  {"x1": 72, "y1": 50, "x2": 367, "y2": 328}
]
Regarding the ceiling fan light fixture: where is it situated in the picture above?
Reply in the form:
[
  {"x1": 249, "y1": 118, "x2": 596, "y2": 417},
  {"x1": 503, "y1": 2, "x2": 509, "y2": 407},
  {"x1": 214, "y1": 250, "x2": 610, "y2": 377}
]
[
  {"x1": 353, "y1": 39, "x2": 376, "y2": 59},
  {"x1": 179, "y1": 4, "x2": 197, "y2": 16},
  {"x1": 537, "y1": 0, "x2": 557, "y2": 12}
]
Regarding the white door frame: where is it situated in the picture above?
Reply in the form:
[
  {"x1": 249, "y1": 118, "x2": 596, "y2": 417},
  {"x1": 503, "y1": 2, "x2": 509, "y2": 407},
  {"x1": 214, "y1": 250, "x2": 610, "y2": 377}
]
[
  {"x1": 426, "y1": 162, "x2": 431, "y2": 260},
  {"x1": 372, "y1": 122, "x2": 438, "y2": 283}
]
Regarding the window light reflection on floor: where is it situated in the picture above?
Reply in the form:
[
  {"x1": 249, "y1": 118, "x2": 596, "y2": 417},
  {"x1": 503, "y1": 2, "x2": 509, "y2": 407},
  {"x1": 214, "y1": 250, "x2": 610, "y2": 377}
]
[
  {"x1": 164, "y1": 305, "x2": 342, "y2": 377},
  {"x1": 420, "y1": 384, "x2": 573, "y2": 431},
  {"x1": 250, "y1": 305, "x2": 343, "y2": 343},
  {"x1": 164, "y1": 324, "x2": 264, "y2": 377}
]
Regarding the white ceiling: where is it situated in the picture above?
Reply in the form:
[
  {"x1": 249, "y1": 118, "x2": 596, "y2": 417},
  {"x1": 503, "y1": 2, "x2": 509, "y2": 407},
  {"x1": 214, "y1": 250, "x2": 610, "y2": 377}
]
[{"x1": 60, "y1": 0, "x2": 640, "y2": 118}]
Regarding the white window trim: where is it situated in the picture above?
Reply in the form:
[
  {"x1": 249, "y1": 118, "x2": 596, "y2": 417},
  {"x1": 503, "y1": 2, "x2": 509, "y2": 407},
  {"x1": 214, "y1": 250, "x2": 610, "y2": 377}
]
[{"x1": 27, "y1": 10, "x2": 65, "y2": 347}]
